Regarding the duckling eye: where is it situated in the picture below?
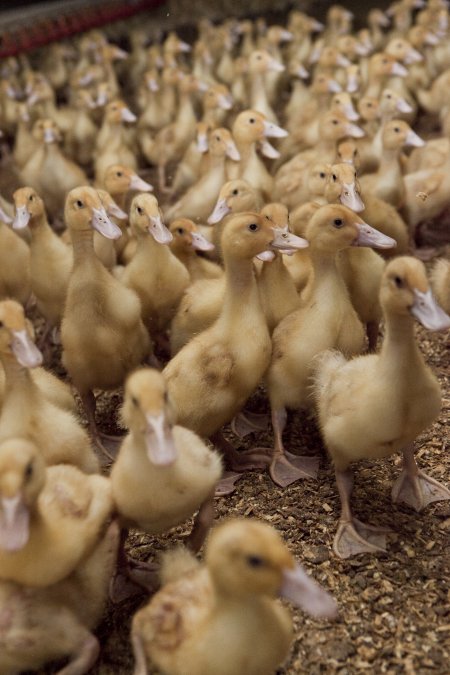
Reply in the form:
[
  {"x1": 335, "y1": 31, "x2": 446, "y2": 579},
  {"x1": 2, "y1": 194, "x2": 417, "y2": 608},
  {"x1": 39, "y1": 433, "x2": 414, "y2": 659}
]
[
  {"x1": 333, "y1": 218, "x2": 344, "y2": 227},
  {"x1": 367, "y1": 102, "x2": 372, "y2": 107},
  {"x1": 215, "y1": 135, "x2": 220, "y2": 141},
  {"x1": 248, "y1": 222, "x2": 259, "y2": 231},
  {"x1": 382, "y1": 58, "x2": 388, "y2": 64},
  {"x1": 387, "y1": 94, "x2": 392, "y2": 99},
  {"x1": 232, "y1": 189, "x2": 238, "y2": 195},
  {"x1": 0, "y1": 321, "x2": 3, "y2": 328},
  {"x1": 394, "y1": 127, "x2": 400, "y2": 132},
  {"x1": 24, "y1": 461, "x2": 33, "y2": 480},
  {"x1": 332, "y1": 119, "x2": 338, "y2": 125},
  {"x1": 76, "y1": 199, "x2": 84, "y2": 208},
  {"x1": 116, "y1": 171, "x2": 123, "y2": 177},
  {"x1": 249, "y1": 118, "x2": 255, "y2": 124},
  {"x1": 136, "y1": 206, "x2": 144, "y2": 215},
  {"x1": 320, "y1": 172, "x2": 326, "y2": 178},
  {"x1": 394, "y1": 275, "x2": 404, "y2": 288},
  {"x1": 29, "y1": 195, "x2": 34, "y2": 201},
  {"x1": 131, "y1": 396, "x2": 139, "y2": 406},
  {"x1": 246, "y1": 554, "x2": 265, "y2": 568},
  {"x1": 332, "y1": 174, "x2": 337, "y2": 181},
  {"x1": 176, "y1": 227, "x2": 184, "y2": 234}
]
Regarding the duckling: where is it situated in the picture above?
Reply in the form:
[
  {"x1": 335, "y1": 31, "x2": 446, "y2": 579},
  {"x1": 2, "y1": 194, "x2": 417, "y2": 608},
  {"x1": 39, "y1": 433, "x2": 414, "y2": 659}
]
[
  {"x1": 94, "y1": 100, "x2": 137, "y2": 182},
  {"x1": 431, "y1": 257, "x2": 450, "y2": 312},
  {"x1": 111, "y1": 369, "x2": 222, "y2": 567},
  {"x1": 247, "y1": 49, "x2": 285, "y2": 123},
  {"x1": 165, "y1": 128, "x2": 241, "y2": 223},
  {"x1": 314, "y1": 257, "x2": 450, "y2": 558},
  {"x1": 12, "y1": 101, "x2": 36, "y2": 170},
  {"x1": 0, "y1": 207, "x2": 31, "y2": 307},
  {"x1": 260, "y1": 205, "x2": 395, "y2": 487},
  {"x1": 131, "y1": 518, "x2": 337, "y2": 675},
  {"x1": 0, "y1": 300, "x2": 98, "y2": 473},
  {"x1": 120, "y1": 193, "x2": 189, "y2": 341},
  {"x1": 20, "y1": 118, "x2": 88, "y2": 219},
  {"x1": 169, "y1": 218, "x2": 221, "y2": 281},
  {"x1": 164, "y1": 212, "x2": 304, "y2": 473},
  {"x1": 364, "y1": 52, "x2": 408, "y2": 98},
  {"x1": 0, "y1": 517, "x2": 118, "y2": 674},
  {"x1": 359, "y1": 119, "x2": 424, "y2": 208},
  {"x1": 93, "y1": 189, "x2": 129, "y2": 269},
  {"x1": 201, "y1": 83, "x2": 234, "y2": 127},
  {"x1": 229, "y1": 110, "x2": 288, "y2": 199},
  {"x1": 64, "y1": 88, "x2": 99, "y2": 167},
  {"x1": 169, "y1": 121, "x2": 212, "y2": 198},
  {"x1": 0, "y1": 437, "x2": 112, "y2": 585},
  {"x1": 61, "y1": 187, "x2": 151, "y2": 450},
  {"x1": 12, "y1": 186, "x2": 71, "y2": 338}
]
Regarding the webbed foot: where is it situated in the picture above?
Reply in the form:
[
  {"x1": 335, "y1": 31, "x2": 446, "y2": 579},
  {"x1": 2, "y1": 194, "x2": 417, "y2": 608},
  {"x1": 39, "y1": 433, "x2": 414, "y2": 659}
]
[
  {"x1": 269, "y1": 451, "x2": 319, "y2": 487},
  {"x1": 333, "y1": 518, "x2": 389, "y2": 559},
  {"x1": 231, "y1": 411, "x2": 270, "y2": 438},
  {"x1": 215, "y1": 471, "x2": 243, "y2": 496},
  {"x1": 392, "y1": 469, "x2": 450, "y2": 512}
]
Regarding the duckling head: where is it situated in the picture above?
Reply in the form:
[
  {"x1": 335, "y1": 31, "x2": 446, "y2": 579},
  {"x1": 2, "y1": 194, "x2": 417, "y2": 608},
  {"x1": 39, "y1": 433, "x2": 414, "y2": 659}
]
[
  {"x1": 380, "y1": 89, "x2": 413, "y2": 115},
  {"x1": 232, "y1": 110, "x2": 287, "y2": 146},
  {"x1": 203, "y1": 84, "x2": 233, "y2": 111},
  {"x1": 357, "y1": 95, "x2": 379, "y2": 122},
  {"x1": 0, "y1": 299, "x2": 43, "y2": 368},
  {"x1": 122, "y1": 368, "x2": 177, "y2": 466},
  {"x1": 65, "y1": 186, "x2": 122, "y2": 239},
  {"x1": 130, "y1": 193, "x2": 172, "y2": 244},
  {"x1": 305, "y1": 204, "x2": 395, "y2": 253},
  {"x1": 248, "y1": 49, "x2": 285, "y2": 75},
  {"x1": 381, "y1": 257, "x2": 450, "y2": 330},
  {"x1": 382, "y1": 120, "x2": 425, "y2": 150},
  {"x1": 0, "y1": 438, "x2": 45, "y2": 552},
  {"x1": 326, "y1": 163, "x2": 365, "y2": 212},
  {"x1": 32, "y1": 118, "x2": 61, "y2": 145},
  {"x1": 307, "y1": 163, "x2": 331, "y2": 198},
  {"x1": 221, "y1": 212, "x2": 307, "y2": 262},
  {"x1": 386, "y1": 37, "x2": 423, "y2": 64},
  {"x1": 208, "y1": 179, "x2": 260, "y2": 224},
  {"x1": 260, "y1": 203, "x2": 289, "y2": 230},
  {"x1": 369, "y1": 52, "x2": 408, "y2": 78},
  {"x1": 310, "y1": 72, "x2": 342, "y2": 95},
  {"x1": 208, "y1": 128, "x2": 240, "y2": 161},
  {"x1": 206, "y1": 519, "x2": 337, "y2": 618},
  {"x1": 96, "y1": 189, "x2": 128, "y2": 220},
  {"x1": 336, "y1": 139, "x2": 360, "y2": 168},
  {"x1": 104, "y1": 99, "x2": 137, "y2": 125},
  {"x1": 169, "y1": 218, "x2": 214, "y2": 253},
  {"x1": 320, "y1": 111, "x2": 364, "y2": 142},
  {"x1": 12, "y1": 186, "x2": 46, "y2": 230},
  {"x1": 104, "y1": 164, "x2": 153, "y2": 195},
  {"x1": 330, "y1": 92, "x2": 359, "y2": 122},
  {"x1": 318, "y1": 46, "x2": 350, "y2": 69}
]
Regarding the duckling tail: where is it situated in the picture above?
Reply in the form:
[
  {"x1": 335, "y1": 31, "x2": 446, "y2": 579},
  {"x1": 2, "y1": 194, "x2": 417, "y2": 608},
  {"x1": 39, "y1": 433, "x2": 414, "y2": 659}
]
[
  {"x1": 159, "y1": 547, "x2": 200, "y2": 585},
  {"x1": 312, "y1": 349, "x2": 347, "y2": 403}
]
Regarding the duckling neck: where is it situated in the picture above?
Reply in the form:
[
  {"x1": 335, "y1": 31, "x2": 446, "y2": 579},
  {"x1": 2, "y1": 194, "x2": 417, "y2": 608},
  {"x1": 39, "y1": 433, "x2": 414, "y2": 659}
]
[
  {"x1": 0, "y1": 353, "x2": 36, "y2": 401},
  {"x1": 220, "y1": 254, "x2": 261, "y2": 324},
  {"x1": 29, "y1": 212, "x2": 51, "y2": 238},
  {"x1": 380, "y1": 311, "x2": 423, "y2": 368},
  {"x1": 70, "y1": 228, "x2": 96, "y2": 263}
]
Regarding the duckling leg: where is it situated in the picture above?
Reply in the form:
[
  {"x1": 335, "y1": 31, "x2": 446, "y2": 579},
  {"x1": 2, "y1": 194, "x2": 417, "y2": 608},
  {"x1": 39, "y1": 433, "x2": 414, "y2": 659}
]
[
  {"x1": 231, "y1": 410, "x2": 270, "y2": 438},
  {"x1": 334, "y1": 468, "x2": 388, "y2": 559},
  {"x1": 110, "y1": 528, "x2": 158, "y2": 602},
  {"x1": 80, "y1": 390, "x2": 121, "y2": 462},
  {"x1": 158, "y1": 163, "x2": 170, "y2": 194},
  {"x1": 186, "y1": 490, "x2": 215, "y2": 553},
  {"x1": 55, "y1": 634, "x2": 99, "y2": 675},
  {"x1": 392, "y1": 444, "x2": 450, "y2": 512},
  {"x1": 268, "y1": 408, "x2": 319, "y2": 488},
  {"x1": 366, "y1": 321, "x2": 379, "y2": 352}
]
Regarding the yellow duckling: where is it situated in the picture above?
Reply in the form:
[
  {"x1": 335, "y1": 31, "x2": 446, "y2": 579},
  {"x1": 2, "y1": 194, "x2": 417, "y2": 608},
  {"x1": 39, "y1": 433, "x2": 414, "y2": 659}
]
[
  {"x1": 164, "y1": 128, "x2": 241, "y2": 223},
  {"x1": 247, "y1": 49, "x2": 285, "y2": 124},
  {"x1": 314, "y1": 257, "x2": 450, "y2": 558},
  {"x1": 111, "y1": 369, "x2": 222, "y2": 560},
  {"x1": 20, "y1": 118, "x2": 88, "y2": 219},
  {"x1": 0, "y1": 205, "x2": 31, "y2": 307},
  {"x1": 0, "y1": 437, "x2": 112, "y2": 585},
  {"x1": 94, "y1": 99, "x2": 137, "y2": 182},
  {"x1": 12, "y1": 186, "x2": 71, "y2": 338},
  {"x1": 12, "y1": 101, "x2": 36, "y2": 170},
  {"x1": 61, "y1": 187, "x2": 151, "y2": 448},
  {"x1": 164, "y1": 212, "x2": 304, "y2": 473},
  {"x1": 169, "y1": 121, "x2": 212, "y2": 198},
  {"x1": 431, "y1": 257, "x2": 450, "y2": 313},
  {"x1": 131, "y1": 518, "x2": 337, "y2": 675},
  {"x1": 120, "y1": 193, "x2": 190, "y2": 339},
  {"x1": 64, "y1": 88, "x2": 99, "y2": 168},
  {"x1": 261, "y1": 205, "x2": 395, "y2": 487},
  {"x1": 0, "y1": 515, "x2": 118, "y2": 674},
  {"x1": 169, "y1": 218, "x2": 221, "y2": 281},
  {"x1": 0, "y1": 300, "x2": 98, "y2": 473},
  {"x1": 359, "y1": 119, "x2": 424, "y2": 208}
]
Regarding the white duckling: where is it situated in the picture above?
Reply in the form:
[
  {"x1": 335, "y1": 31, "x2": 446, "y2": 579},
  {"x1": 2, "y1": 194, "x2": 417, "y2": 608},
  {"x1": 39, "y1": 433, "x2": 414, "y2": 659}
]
[{"x1": 314, "y1": 257, "x2": 450, "y2": 558}]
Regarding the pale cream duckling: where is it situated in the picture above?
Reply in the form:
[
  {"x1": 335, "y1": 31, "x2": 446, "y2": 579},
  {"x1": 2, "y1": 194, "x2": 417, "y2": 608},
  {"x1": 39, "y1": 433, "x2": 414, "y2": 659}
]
[
  {"x1": 0, "y1": 300, "x2": 98, "y2": 473},
  {"x1": 94, "y1": 99, "x2": 137, "y2": 182},
  {"x1": 336, "y1": 138, "x2": 361, "y2": 168},
  {"x1": 0, "y1": 205, "x2": 31, "y2": 307},
  {"x1": 247, "y1": 49, "x2": 285, "y2": 124},
  {"x1": 165, "y1": 128, "x2": 241, "y2": 223},
  {"x1": 164, "y1": 212, "x2": 305, "y2": 473},
  {"x1": 431, "y1": 257, "x2": 450, "y2": 312},
  {"x1": 169, "y1": 218, "x2": 221, "y2": 281},
  {"x1": 314, "y1": 257, "x2": 450, "y2": 558},
  {"x1": 111, "y1": 369, "x2": 222, "y2": 566},
  {"x1": 12, "y1": 186, "x2": 71, "y2": 339},
  {"x1": 364, "y1": 52, "x2": 408, "y2": 98},
  {"x1": 0, "y1": 437, "x2": 111, "y2": 585},
  {"x1": 12, "y1": 101, "x2": 36, "y2": 170},
  {"x1": 64, "y1": 88, "x2": 99, "y2": 167},
  {"x1": 61, "y1": 187, "x2": 151, "y2": 450},
  {"x1": 0, "y1": 506, "x2": 118, "y2": 675},
  {"x1": 131, "y1": 518, "x2": 337, "y2": 675},
  {"x1": 260, "y1": 205, "x2": 395, "y2": 487},
  {"x1": 169, "y1": 121, "x2": 212, "y2": 198},
  {"x1": 359, "y1": 119, "x2": 424, "y2": 208},
  {"x1": 20, "y1": 118, "x2": 88, "y2": 219},
  {"x1": 120, "y1": 193, "x2": 189, "y2": 340}
]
